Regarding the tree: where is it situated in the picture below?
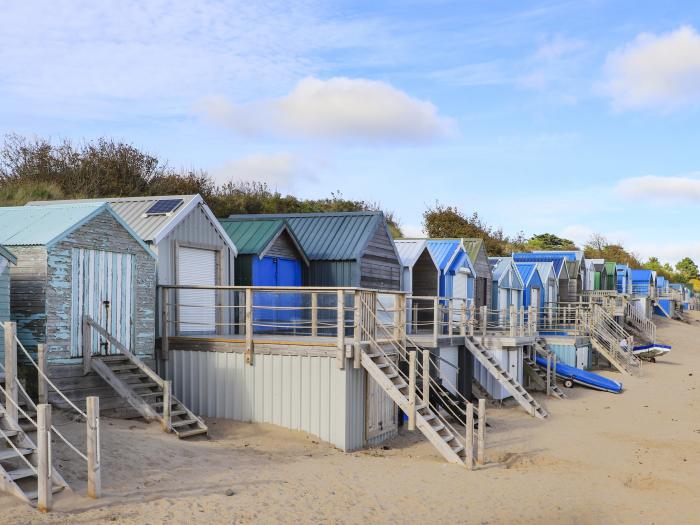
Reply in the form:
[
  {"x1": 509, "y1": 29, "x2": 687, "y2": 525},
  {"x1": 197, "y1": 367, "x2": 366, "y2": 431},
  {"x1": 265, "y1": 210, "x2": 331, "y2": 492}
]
[
  {"x1": 584, "y1": 233, "x2": 608, "y2": 258},
  {"x1": 675, "y1": 257, "x2": 699, "y2": 282},
  {"x1": 526, "y1": 233, "x2": 577, "y2": 251}
]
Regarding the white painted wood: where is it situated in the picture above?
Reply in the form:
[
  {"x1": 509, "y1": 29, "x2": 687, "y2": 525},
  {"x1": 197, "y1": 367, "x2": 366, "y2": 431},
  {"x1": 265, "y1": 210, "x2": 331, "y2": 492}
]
[
  {"x1": 86, "y1": 396, "x2": 101, "y2": 499},
  {"x1": 37, "y1": 404, "x2": 51, "y2": 512}
]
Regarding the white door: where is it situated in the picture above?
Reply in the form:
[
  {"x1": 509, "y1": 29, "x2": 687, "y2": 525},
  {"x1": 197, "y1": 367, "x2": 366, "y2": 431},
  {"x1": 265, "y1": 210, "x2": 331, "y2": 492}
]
[
  {"x1": 531, "y1": 287, "x2": 540, "y2": 309},
  {"x1": 177, "y1": 247, "x2": 217, "y2": 334},
  {"x1": 576, "y1": 346, "x2": 588, "y2": 369},
  {"x1": 72, "y1": 249, "x2": 134, "y2": 357},
  {"x1": 452, "y1": 271, "x2": 468, "y2": 321}
]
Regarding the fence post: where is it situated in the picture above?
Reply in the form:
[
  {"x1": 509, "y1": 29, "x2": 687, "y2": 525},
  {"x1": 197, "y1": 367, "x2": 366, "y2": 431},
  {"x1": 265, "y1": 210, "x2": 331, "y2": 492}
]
[
  {"x1": 245, "y1": 288, "x2": 254, "y2": 365},
  {"x1": 3, "y1": 322, "x2": 18, "y2": 422},
  {"x1": 477, "y1": 399, "x2": 485, "y2": 465},
  {"x1": 37, "y1": 403, "x2": 51, "y2": 512},
  {"x1": 422, "y1": 348, "x2": 430, "y2": 406},
  {"x1": 448, "y1": 299, "x2": 454, "y2": 338},
  {"x1": 432, "y1": 297, "x2": 440, "y2": 347},
  {"x1": 480, "y1": 306, "x2": 487, "y2": 342},
  {"x1": 408, "y1": 350, "x2": 416, "y2": 431},
  {"x1": 162, "y1": 381, "x2": 171, "y2": 432},
  {"x1": 353, "y1": 291, "x2": 362, "y2": 369},
  {"x1": 469, "y1": 303, "x2": 475, "y2": 336},
  {"x1": 336, "y1": 290, "x2": 345, "y2": 370},
  {"x1": 509, "y1": 305, "x2": 516, "y2": 336},
  {"x1": 86, "y1": 396, "x2": 101, "y2": 499},
  {"x1": 460, "y1": 301, "x2": 467, "y2": 337},
  {"x1": 83, "y1": 316, "x2": 92, "y2": 375},
  {"x1": 465, "y1": 402, "x2": 474, "y2": 470},
  {"x1": 311, "y1": 292, "x2": 318, "y2": 337},
  {"x1": 519, "y1": 307, "x2": 525, "y2": 336},
  {"x1": 546, "y1": 353, "x2": 552, "y2": 397},
  {"x1": 38, "y1": 343, "x2": 48, "y2": 405},
  {"x1": 161, "y1": 287, "x2": 169, "y2": 361}
]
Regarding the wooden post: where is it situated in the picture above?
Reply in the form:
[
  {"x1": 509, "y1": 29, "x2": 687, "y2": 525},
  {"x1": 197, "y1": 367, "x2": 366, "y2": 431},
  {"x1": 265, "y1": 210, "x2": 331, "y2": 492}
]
[
  {"x1": 422, "y1": 348, "x2": 430, "y2": 406},
  {"x1": 509, "y1": 305, "x2": 516, "y2": 336},
  {"x1": 162, "y1": 381, "x2": 171, "y2": 432},
  {"x1": 477, "y1": 399, "x2": 485, "y2": 465},
  {"x1": 353, "y1": 291, "x2": 362, "y2": 369},
  {"x1": 519, "y1": 307, "x2": 525, "y2": 336},
  {"x1": 336, "y1": 290, "x2": 345, "y2": 370},
  {"x1": 529, "y1": 305, "x2": 536, "y2": 335},
  {"x1": 465, "y1": 402, "x2": 474, "y2": 470},
  {"x1": 408, "y1": 351, "x2": 416, "y2": 431},
  {"x1": 161, "y1": 287, "x2": 169, "y2": 360},
  {"x1": 469, "y1": 304, "x2": 475, "y2": 336},
  {"x1": 546, "y1": 353, "x2": 552, "y2": 397},
  {"x1": 460, "y1": 301, "x2": 467, "y2": 337},
  {"x1": 432, "y1": 297, "x2": 440, "y2": 347},
  {"x1": 37, "y1": 403, "x2": 51, "y2": 512},
  {"x1": 311, "y1": 292, "x2": 318, "y2": 337},
  {"x1": 86, "y1": 396, "x2": 101, "y2": 499},
  {"x1": 448, "y1": 299, "x2": 454, "y2": 338},
  {"x1": 83, "y1": 316, "x2": 92, "y2": 375},
  {"x1": 3, "y1": 322, "x2": 18, "y2": 422},
  {"x1": 399, "y1": 295, "x2": 407, "y2": 347},
  {"x1": 245, "y1": 288, "x2": 253, "y2": 365},
  {"x1": 38, "y1": 343, "x2": 48, "y2": 405},
  {"x1": 480, "y1": 306, "x2": 487, "y2": 342}
]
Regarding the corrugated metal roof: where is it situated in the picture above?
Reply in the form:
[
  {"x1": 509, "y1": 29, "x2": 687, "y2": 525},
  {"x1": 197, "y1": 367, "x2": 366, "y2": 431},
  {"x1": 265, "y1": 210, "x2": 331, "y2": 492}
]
[
  {"x1": 462, "y1": 238, "x2": 485, "y2": 263},
  {"x1": 219, "y1": 218, "x2": 285, "y2": 255},
  {"x1": 27, "y1": 195, "x2": 199, "y2": 242},
  {"x1": 513, "y1": 253, "x2": 565, "y2": 276},
  {"x1": 631, "y1": 269, "x2": 653, "y2": 281},
  {"x1": 426, "y1": 240, "x2": 461, "y2": 270},
  {"x1": 394, "y1": 239, "x2": 429, "y2": 267},
  {"x1": 491, "y1": 257, "x2": 524, "y2": 289},
  {"x1": 534, "y1": 250, "x2": 583, "y2": 261},
  {"x1": 534, "y1": 261, "x2": 555, "y2": 282},
  {"x1": 604, "y1": 261, "x2": 617, "y2": 274},
  {"x1": 515, "y1": 262, "x2": 536, "y2": 285},
  {"x1": 0, "y1": 203, "x2": 105, "y2": 246},
  {"x1": 227, "y1": 212, "x2": 383, "y2": 260},
  {"x1": 0, "y1": 244, "x2": 16, "y2": 264}
]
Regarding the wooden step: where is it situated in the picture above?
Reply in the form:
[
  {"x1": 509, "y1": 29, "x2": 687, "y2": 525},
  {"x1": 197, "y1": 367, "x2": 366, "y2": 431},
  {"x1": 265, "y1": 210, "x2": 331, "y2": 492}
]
[
  {"x1": 0, "y1": 429, "x2": 20, "y2": 438},
  {"x1": 7, "y1": 467, "x2": 35, "y2": 481},
  {"x1": 25, "y1": 485, "x2": 66, "y2": 500},
  {"x1": 170, "y1": 419, "x2": 199, "y2": 428},
  {"x1": 0, "y1": 447, "x2": 33, "y2": 460},
  {"x1": 174, "y1": 427, "x2": 208, "y2": 439}
]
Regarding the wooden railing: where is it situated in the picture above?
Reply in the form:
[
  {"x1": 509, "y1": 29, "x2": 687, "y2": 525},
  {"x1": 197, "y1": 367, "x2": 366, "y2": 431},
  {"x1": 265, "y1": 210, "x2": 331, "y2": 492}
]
[{"x1": 625, "y1": 302, "x2": 656, "y2": 342}]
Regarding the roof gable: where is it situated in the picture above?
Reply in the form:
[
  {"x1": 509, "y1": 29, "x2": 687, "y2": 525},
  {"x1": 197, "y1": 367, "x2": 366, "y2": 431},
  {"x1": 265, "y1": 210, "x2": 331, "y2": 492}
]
[
  {"x1": 219, "y1": 218, "x2": 307, "y2": 264},
  {"x1": 395, "y1": 239, "x2": 430, "y2": 268}
]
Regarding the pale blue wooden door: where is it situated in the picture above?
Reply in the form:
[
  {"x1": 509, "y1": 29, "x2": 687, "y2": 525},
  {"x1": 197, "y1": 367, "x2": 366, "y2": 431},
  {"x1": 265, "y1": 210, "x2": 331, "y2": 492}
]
[{"x1": 72, "y1": 249, "x2": 134, "y2": 357}]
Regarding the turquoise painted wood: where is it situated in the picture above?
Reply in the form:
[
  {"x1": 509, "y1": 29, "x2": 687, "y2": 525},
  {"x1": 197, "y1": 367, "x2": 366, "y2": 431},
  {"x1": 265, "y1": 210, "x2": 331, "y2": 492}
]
[{"x1": 71, "y1": 248, "x2": 135, "y2": 357}]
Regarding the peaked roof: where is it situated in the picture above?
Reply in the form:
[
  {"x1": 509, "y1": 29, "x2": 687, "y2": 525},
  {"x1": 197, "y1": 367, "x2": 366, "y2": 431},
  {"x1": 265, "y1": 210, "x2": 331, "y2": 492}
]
[
  {"x1": 426, "y1": 239, "x2": 461, "y2": 270},
  {"x1": 490, "y1": 257, "x2": 525, "y2": 289},
  {"x1": 534, "y1": 250, "x2": 583, "y2": 261},
  {"x1": 631, "y1": 269, "x2": 654, "y2": 281},
  {"x1": 604, "y1": 261, "x2": 617, "y2": 274},
  {"x1": 534, "y1": 261, "x2": 556, "y2": 282},
  {"x1": 227, "y1": 211, "x2": 391, "y2": 261},
  {"x1": 27, "y1": 195, "x2": 237, "y2": 255},
  {"x1": 0, "y1": 203, "x2": 155, "y2": 257},
  {"x1": 395, "y1": 239, "x2": 432, "y2": 268},
  {"x1": 219, "y1": 217, "x2": 308, "y2": 264},
  {"x1": 461, "y1": 238, "x2": 485, "y2": 263}
]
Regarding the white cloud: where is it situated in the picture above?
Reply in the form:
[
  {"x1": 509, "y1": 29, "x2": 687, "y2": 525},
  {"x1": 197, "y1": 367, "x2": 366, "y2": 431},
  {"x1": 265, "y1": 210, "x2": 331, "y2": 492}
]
[
  {"x1": 633, "y1": 241, "x2": 700, "y2": 266},
  {"x1": 603, "y1": 26, "x2": 700, "y2": 111},
  {"x1": 210, "y1": 153, "x2": 317, "y2": 190},
  {"x1": 196, "y1": 77, "x2": 454, "y2": 144},
  {"x1": 615, "y1": 174, "x2": 700, "y2": 202}
]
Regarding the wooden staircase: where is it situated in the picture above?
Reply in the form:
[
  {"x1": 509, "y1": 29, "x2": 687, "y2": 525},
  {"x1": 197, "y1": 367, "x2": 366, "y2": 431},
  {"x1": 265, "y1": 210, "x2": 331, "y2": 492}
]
[
  {"x1": 528, "y1": 339, "x2": 566, "y2": 399},
  {"x1": 464, "y1": 336, "x2": 548, "y2": 419},
  {"x1": 360, "y1": 349, "x2": 468, "y2": 465},
  {"x1": 0, "y1": 402, "x2": 69, "y2": 506},
  {"x1": 590, "y1": 305, "x2": 640, "y2": 375},
  {"x1": 85, "y1": 317, "x2": 208, "y2": 439},
  {"x1": 624, "y1": 302, "x2": 656, "y2": 343}
]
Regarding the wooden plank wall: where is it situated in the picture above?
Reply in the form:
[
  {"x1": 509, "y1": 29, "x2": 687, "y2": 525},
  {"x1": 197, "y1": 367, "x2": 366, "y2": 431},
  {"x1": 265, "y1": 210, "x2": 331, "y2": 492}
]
[
  {"x1": 360, "y1": 221, "x2": 401, "y2": 290},
  {"x1": 8, "y1": 245, "x2": 48, "y2": 351}
]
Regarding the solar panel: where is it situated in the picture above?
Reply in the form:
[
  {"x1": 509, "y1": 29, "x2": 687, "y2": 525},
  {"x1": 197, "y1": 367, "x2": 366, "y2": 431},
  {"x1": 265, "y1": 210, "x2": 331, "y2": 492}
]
[{"x1": 145, "y1": 199, "x2": 183, "y2": 215}]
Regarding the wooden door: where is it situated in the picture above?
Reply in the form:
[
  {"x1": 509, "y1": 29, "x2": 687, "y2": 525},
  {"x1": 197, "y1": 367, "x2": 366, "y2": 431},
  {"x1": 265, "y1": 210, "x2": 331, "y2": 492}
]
[{"x1": 72, "y1": 248, "x2": 134, "y2": 357}]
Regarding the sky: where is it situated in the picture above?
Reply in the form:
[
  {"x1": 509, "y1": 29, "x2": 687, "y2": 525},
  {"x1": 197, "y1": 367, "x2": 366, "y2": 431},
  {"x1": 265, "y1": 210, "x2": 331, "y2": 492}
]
[{"x1": 2, "y1": 1, "x2": 700, "y2": 264}]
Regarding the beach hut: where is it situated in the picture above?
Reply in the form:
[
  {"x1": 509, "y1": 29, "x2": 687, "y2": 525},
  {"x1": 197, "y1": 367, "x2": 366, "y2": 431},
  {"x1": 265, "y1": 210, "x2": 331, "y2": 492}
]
[
  {"x1": 585, "y1": 259, "x2": 607, "y2": 291},
  {"x1": 630, "y1": 269, "x2": 656, "y2": 319},
  {"x1": 29, "y1": 195, "x2": 237, "y2": 339},
  {"x1": 394, "y1": 240, "x2": 440, "y2": 332},
  {"x1": 0, "y1": 203, "x2": 156, "y2": 408},
  {"x1": 0, "y1": 245, "x2": 16, "y2": 362},
  {"x1": 604, "y1": 261, "x2": 617, "y2": 290},
  {"x1": 462, "y1": 238, "x2": 493, "y2": 309},
  {"x1": 534, "y1": 261, "x2": 558, "y2": 306},
  {"x1": 229, "y1": 212, "x2": 401, "y2": 290},
  {"x1": 533, "y1": 251, "x2": 585, "y2": 299},
  {"x1": 616, "y1": 264, "x2": 633, "y2": 295},
  {"x1": 515, "y1": 263, "x2": 544, "y2": 309},
  {"x1": 512, "y1": 253, "x2": 570, "y2": 303},
  {"x1": 426, "y1": 239, "x2": 475, "y2": 307},
  {"x1": 489, "y1": 257, "x2": 524, "y2": 310}
]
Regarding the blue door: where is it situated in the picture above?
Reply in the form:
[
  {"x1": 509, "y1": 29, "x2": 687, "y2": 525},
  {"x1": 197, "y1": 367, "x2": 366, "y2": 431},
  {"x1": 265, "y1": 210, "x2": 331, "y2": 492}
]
[{"x1": 252, "y1": 257, "x2": 303, "y2": 333}]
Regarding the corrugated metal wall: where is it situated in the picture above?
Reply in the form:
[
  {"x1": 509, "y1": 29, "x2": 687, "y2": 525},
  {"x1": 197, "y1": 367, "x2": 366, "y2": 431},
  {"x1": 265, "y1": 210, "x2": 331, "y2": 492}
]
[
  {"x1": 473, "y1": 346, "x2": 523, "y2": 400},
  {"x1": 167, "y1": 350, "x2": 396, "y2": 451},
  {"x1": 305, "y1": 260, "x2": 356, "y2": 287}
]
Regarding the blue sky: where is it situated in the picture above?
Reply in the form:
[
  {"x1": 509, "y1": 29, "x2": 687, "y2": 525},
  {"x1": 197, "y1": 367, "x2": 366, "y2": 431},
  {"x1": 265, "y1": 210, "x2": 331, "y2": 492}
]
[{"x1": 2, "y1": 1, "x2": 700, "y2": 263}]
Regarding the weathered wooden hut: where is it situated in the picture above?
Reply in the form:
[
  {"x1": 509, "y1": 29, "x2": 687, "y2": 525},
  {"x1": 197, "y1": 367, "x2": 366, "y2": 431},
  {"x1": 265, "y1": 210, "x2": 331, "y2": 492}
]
[
  {"x1": 515, "y1": 263, "x2": 544, "y2": 309},
  {"x1": 229, "y1": 212, "x2": 401, "y2": 290},
  {"x1": 0, "y1": 203, "x2": 156, "y2": 408},
  {"x1": 534, "y1": 261, "x2": 558, "y2": 305},
  {"x1": 0, "y1": 245, "x2": 16, "y2": 362},
  {"x1": 604, "y1": 261, "x2": 617, "y2": 290},
  {"x1": 489, "y1": 257, "x2": 524, "y2": 310},
  {"x1": 394, "y1": 239, "x2": 439, "y2": 297},
  {"x1": 513, "y1": 253, "x2": 570, "y2": 303},
  {"x1": 462, "y1": 239, "x2": 492, "y2": 309},
  {"x1": 29, "y1": 195, "x2": 237, "y2": 339}
]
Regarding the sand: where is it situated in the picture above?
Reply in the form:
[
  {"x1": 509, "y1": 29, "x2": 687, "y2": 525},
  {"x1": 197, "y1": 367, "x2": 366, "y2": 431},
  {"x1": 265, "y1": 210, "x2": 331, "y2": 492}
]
[{"x1": 2, "y1": 313, "x2": 699, "y2": 524}]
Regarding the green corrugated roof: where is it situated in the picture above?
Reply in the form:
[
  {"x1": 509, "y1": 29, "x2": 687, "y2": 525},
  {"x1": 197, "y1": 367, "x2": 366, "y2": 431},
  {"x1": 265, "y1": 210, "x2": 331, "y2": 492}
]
[
  {"x1": 227, "y1": 212, "x2": 385, "y2": 260},
  {"x1": 219, "y1": 218, "x2": 286, "y2": 255},
  {"x1": 604, "y1": 261, "x2": 617, "y2": 274},
  {"x1": 462, "y1": 238, "x2": 485, "y2": 263}
]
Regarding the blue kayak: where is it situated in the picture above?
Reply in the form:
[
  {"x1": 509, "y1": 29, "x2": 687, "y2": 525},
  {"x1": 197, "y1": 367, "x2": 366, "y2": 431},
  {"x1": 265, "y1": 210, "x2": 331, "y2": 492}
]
[
  {"x1": 535, "y1": 355, "x2": 623, "y2": 394},
  {"x1": 633, "y1": 344, "x2": 671, "y2": 360}
]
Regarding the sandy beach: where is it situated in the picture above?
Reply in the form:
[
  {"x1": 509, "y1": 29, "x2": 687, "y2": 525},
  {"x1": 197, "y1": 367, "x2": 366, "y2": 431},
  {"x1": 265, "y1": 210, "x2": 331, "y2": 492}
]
[{"x1": 1, "y1": 313, "x2": 699, "y2": 525}]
